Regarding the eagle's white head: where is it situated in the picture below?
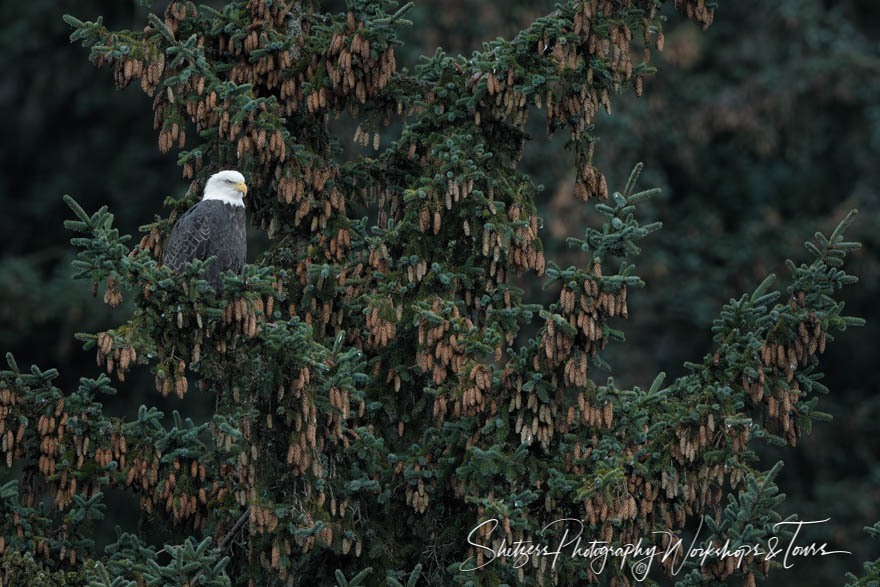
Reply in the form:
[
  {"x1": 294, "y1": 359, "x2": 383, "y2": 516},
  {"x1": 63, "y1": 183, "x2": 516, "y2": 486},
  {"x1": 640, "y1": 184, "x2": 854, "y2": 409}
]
[{"x1": 203, "y1": 170, "x2": 247, "y2": 207}]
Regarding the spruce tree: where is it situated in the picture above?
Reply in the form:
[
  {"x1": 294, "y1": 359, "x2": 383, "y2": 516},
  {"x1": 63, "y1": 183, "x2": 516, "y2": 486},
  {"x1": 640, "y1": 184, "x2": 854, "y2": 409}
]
[{"x1": 0, "y1": 1, "x2": 869, "y2": 585}]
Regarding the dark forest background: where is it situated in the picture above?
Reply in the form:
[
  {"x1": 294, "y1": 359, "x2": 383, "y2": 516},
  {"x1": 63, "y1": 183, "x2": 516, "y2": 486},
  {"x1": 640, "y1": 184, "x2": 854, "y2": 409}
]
[{"x1": 1, "y1": 1, "x2": 878, "y2": 584}]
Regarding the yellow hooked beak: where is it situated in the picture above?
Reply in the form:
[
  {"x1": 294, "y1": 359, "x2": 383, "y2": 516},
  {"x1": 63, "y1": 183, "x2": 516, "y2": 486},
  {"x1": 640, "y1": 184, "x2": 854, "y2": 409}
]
[{"x1": 235, "y1": 181, "x2": 248, "y2": 196}]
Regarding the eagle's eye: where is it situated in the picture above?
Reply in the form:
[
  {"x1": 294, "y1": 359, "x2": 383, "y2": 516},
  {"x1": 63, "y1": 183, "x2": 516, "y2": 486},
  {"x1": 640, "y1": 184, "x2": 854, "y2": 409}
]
[{"x1": 226, "y1": 179, "x2": 234, "y2": 184}]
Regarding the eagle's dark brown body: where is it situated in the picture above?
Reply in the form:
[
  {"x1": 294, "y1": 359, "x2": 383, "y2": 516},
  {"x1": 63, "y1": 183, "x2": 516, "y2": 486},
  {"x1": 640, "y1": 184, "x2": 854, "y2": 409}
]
[{"x1": 162, "y1": 200, "x2": 246, "y2": 293}]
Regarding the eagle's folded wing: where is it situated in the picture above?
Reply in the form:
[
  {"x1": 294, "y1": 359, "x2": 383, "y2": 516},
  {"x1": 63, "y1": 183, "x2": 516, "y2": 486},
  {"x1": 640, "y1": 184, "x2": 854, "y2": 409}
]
[{"x1": 162, "y1": 202, "x2": 211, "y2": 272}]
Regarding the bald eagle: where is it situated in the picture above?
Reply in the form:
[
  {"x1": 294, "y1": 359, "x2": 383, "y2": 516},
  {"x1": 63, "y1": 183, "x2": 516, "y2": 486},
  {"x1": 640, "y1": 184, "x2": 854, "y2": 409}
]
[{"x1": 162, "y1": 170, "x2": 248, "y2": 294}]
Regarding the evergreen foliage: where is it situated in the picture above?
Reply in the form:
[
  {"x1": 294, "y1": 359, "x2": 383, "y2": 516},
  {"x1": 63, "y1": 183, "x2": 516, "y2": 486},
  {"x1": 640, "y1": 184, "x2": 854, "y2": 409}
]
[
  {"x1": 846, "y1": 523, "x2": 880, "y2": 587},
  {"x1": 0, "y1": 0, "x2": 872, "y2": 585}
]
